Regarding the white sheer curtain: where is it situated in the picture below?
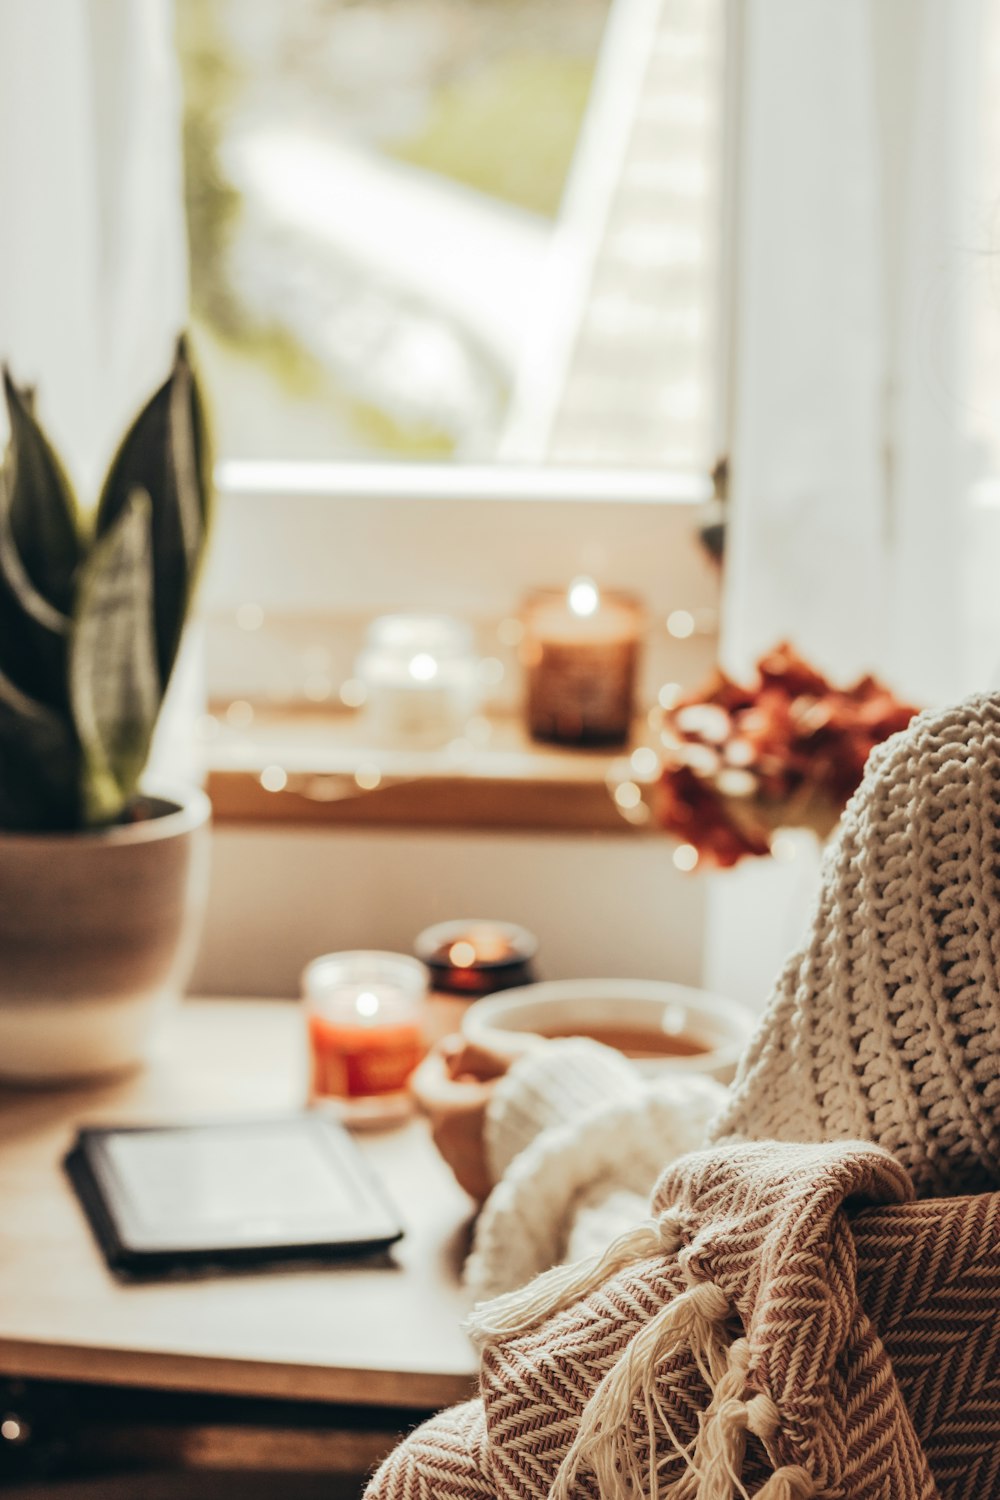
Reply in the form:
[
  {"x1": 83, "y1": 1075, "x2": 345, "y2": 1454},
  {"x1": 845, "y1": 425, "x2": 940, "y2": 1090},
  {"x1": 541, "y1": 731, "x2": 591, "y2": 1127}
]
[
  {"x1": 706, "y1": 0, "x2": 984, "y2": 1007},
  {"x1": 0, "y1": 0, "x2": 198, "y2": 781},
  {"x1": 722, "y1": 0, "x2": 981, "y2": 702},
  {"x1": 0, "y1": 0, "x2": 187, "y2": 493}
]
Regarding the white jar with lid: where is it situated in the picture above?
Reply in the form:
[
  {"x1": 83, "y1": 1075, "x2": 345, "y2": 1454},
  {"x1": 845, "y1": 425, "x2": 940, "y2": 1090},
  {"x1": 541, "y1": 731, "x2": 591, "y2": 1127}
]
[{"x1": 355, "y1": 614, "x2": 480, "y2": 747}]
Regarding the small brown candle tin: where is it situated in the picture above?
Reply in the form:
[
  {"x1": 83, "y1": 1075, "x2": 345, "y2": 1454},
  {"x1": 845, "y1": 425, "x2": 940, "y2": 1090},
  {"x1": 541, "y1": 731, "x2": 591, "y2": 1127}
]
[{"x1": 415, "y1": 920, "x2": 538, "y2": 999}]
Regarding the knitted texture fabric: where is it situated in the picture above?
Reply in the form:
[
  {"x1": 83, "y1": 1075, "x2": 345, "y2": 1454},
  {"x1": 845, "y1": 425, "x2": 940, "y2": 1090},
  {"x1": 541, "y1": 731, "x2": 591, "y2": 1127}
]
[
  {"x1": 368, "y1": 1140, "x2": 1000, "y2": 1500},
  {"x1": 468, "y1": 1054, "x2": 726, "y2": 1302},
  {"x1": 483, "y1": 1040, "x2": 640, "y2": 1182},
  {"x1": 709, "y1": 692, "x2": 1000, "y2": 1196}
]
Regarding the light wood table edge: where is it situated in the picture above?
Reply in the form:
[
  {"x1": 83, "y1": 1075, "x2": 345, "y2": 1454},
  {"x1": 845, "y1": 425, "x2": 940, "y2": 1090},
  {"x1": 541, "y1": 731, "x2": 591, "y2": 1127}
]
[{"x1": 0, "y1": 1336, "x2": 477, "y2": 1411}]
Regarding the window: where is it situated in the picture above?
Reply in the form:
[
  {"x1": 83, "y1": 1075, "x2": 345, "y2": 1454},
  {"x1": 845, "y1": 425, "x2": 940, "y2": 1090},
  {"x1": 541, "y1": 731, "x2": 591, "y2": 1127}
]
[
  {"x1": 176, "y1": 0, "x2": 731, "y2": 759},
  {"x1": 177, "y1": 0, "x2": 730, "y2": 472}
]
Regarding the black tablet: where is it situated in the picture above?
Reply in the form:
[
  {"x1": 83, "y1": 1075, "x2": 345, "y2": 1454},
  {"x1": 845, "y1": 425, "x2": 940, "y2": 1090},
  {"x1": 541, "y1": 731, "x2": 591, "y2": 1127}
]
[{"x1": 65, "y1": 1113, "x2": 404, "y2": 1274}]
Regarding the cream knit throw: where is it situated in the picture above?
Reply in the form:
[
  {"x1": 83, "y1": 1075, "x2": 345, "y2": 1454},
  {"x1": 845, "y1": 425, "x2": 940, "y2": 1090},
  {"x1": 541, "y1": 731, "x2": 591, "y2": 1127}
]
[
  {"x1": 467, "y1": 1042, "x2": 726, "y2": 1302},
  {"x1": 709, "y1": 692, "x2": 1000, "y2": 1195}
]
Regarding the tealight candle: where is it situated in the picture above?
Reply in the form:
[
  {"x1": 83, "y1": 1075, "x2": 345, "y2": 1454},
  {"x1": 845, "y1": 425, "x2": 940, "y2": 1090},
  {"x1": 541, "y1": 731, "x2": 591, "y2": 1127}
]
[
  {"x1": 301, "y1": 951, "x2": 428, "y2": 1124},
  {"x1": 355, "y1": 614, "x2": 479, "y2": 747},
  {"x1": 521, "y1": 579, "x2": 643, "y2": 747},
  {"x1": 414, "y1": 920, "x2": 538, "y2": 999}
]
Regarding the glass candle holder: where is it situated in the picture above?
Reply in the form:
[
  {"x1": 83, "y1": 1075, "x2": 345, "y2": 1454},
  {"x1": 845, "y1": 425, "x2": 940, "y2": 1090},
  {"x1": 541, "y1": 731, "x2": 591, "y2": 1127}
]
[
  {"x1": 355, "y1": 614, "x2": 480, "y2": 747},
  {"x1": 414, "y1": 920, "x2": 538, "y2": 999},
  {"x1": 521, "y1": 579, "x2": 644, "y2": 747},
  {"x1": 302, "y1": 951, "x2": 428, "y2": 1125}
]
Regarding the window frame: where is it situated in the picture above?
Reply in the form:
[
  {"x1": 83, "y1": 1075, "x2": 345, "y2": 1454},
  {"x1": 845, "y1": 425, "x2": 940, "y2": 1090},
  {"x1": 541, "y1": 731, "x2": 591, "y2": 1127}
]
[{"x1": 195, "y1": 0, "x2": 744, "y2": 702}]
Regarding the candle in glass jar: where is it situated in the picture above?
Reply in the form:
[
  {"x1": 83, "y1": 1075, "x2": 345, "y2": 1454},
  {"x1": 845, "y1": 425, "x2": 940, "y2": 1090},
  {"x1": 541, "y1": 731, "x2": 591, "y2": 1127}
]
[
  {"x1": 302, "y1": 951, "x2": 427, "y2": 1123},
  {"x1": 521, "y1": 579, "x2": 643, "y2": 747},
  {"x1": 415, "y1": 920, "x2": 538, "y2": 998},
  {"x1": 355, "y1": 614, "x2": 480, "y2": 747}
]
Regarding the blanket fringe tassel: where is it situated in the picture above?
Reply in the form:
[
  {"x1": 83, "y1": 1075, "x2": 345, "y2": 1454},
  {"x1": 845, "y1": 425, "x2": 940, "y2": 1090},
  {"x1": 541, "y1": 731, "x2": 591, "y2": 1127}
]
[
  {"x1": 546, "y1": 1287, "x2": 819, "y2": 1500},
  {"x1": 471, "y1": 1211, "x2": 818, "y2": 1499},
  {"x1": 467, "y1": 1210, "x2": 687, "y2": 1343},
  {"x1": 548, "y1": 1279, "x2": 732, "y2": 1500},
  {"x1": 753, "y1": 1467, "x2": 816, "y2": 1499}
]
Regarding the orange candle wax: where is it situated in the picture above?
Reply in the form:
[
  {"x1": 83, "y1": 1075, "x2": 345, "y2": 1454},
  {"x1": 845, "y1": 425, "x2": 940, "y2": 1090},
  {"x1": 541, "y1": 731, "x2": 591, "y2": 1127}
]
[
  {"x1": 301, "y1": 951, "x2": 428, "y2": 1123},
  {"x1": 308, "y1": 988, "x2": 425, "y2": 1100}
]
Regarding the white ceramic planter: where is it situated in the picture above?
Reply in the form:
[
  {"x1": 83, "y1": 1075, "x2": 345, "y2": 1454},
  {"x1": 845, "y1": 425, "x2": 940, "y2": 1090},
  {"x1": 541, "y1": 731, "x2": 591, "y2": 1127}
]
[{"x1": 0, "y1": 785, "x2": 211, "y2": 1083}]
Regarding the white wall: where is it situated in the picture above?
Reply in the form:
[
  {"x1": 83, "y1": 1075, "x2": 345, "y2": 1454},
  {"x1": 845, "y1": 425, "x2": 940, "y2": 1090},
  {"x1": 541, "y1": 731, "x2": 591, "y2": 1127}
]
[{"x1": 190, "y1": 826, "x2": 707, "y2": 999}]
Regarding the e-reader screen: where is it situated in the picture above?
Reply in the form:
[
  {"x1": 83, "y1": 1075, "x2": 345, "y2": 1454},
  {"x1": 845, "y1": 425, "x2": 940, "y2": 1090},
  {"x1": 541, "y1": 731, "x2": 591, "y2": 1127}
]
[{"x1": 66, "y1": 1114, "x2": 403, "y2": 1267}]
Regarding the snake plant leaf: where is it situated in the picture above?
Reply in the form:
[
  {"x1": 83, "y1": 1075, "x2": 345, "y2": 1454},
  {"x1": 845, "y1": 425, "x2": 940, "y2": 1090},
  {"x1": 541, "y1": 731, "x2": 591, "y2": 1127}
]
[
  {"x1": 0, "y1": 664, "x2": 79, "y2": 830},
  {"x1": 95, "y1": 336, "x2": 212, "y2": 694},
  {"x1": 2, "y1": 368, "x2": 83, "y2": 616},
  {"x1": 0, "y1": 475, "x2": 71, "y2": 711},
  {"x1": 69, "y1": 490, "x2": 161, "y2": 827}
]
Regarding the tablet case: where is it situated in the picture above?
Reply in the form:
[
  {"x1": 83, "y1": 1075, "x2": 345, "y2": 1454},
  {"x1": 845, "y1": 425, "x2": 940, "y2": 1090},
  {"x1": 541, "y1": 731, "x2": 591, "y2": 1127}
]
[{"x1": 65, "y1": 1113, "x2": 404, "y2": 1274}]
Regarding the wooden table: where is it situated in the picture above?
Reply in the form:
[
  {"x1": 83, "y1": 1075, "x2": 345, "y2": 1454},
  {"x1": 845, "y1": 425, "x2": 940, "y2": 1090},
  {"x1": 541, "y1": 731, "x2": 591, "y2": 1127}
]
[{"x1": 0, "y1": 998, "x2": 479, "y2": 1493}]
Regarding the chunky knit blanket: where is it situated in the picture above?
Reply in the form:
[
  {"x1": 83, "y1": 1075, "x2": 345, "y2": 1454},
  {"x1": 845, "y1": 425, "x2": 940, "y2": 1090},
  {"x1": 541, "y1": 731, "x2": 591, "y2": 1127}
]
[
  {"x1": 710, "y1": 694, "x2": 1000, "y2": 1195},
  {"x1": 466, "y1": 693, "x2": 1000, "y2": 1307},
  {"x1": 368, "y1": 1139, "x2": 1000, "y2": 1500}
]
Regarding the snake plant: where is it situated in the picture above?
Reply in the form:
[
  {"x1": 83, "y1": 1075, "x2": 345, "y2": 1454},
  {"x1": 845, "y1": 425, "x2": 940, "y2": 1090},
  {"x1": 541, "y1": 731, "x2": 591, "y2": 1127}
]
[{"x1": 0, "y1": 337, "x2": 212, "y2": 832}]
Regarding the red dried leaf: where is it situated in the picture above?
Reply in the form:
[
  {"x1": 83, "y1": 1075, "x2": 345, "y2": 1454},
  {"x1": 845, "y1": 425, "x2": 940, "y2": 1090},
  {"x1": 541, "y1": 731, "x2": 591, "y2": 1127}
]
[{"x1": 650, "y1": 644, "x2": 920, "y2": 868}]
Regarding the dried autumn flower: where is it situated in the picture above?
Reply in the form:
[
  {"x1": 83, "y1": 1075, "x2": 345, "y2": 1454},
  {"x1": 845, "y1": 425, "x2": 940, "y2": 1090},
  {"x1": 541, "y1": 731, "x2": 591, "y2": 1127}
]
[{"x1": 650, "y1": 643, "x2": 919, "y2": 868}]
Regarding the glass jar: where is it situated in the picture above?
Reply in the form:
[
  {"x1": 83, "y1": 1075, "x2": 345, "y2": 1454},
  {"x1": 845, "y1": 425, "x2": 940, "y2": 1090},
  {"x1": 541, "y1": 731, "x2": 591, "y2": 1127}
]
[{"x1": 301, "y1": 950, "x2": 428, "y2": 1125}]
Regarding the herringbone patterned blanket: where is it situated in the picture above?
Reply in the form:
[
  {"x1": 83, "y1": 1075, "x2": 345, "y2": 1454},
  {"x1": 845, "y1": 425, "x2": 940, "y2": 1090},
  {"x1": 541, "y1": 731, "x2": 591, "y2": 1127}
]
[{"x1": 368, "y1": 1141, "x2": 1000, "y2": 1499}]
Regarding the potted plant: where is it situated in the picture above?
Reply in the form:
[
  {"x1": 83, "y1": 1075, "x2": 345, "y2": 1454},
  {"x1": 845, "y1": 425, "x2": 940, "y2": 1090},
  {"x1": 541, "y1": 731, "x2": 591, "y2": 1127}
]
[{"x1": 0, "y1": 338, "x2": 213, "y2": 1082}]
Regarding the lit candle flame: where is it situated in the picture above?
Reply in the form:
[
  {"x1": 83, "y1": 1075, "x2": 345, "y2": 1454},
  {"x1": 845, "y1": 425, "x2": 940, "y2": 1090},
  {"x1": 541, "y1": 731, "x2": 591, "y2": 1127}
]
[
  {"x1": 355, "y1": 990, "x2": 380, "y2": 1018},
  {"x1": 448, "y1": 941, "x2": 477, "y2": 968},
  {"x1": 408, "y1": 653, "x2": 439, "y2": 682},
  {"x1": 568, "y1": 576, "x2": 600, "y2": 618}
]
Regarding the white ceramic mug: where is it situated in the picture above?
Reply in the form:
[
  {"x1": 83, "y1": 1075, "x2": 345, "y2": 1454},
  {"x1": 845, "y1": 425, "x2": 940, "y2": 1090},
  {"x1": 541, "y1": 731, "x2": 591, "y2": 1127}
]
[{"x1": 460, "y1": 978, "x2": 756, "y2": 1085}]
